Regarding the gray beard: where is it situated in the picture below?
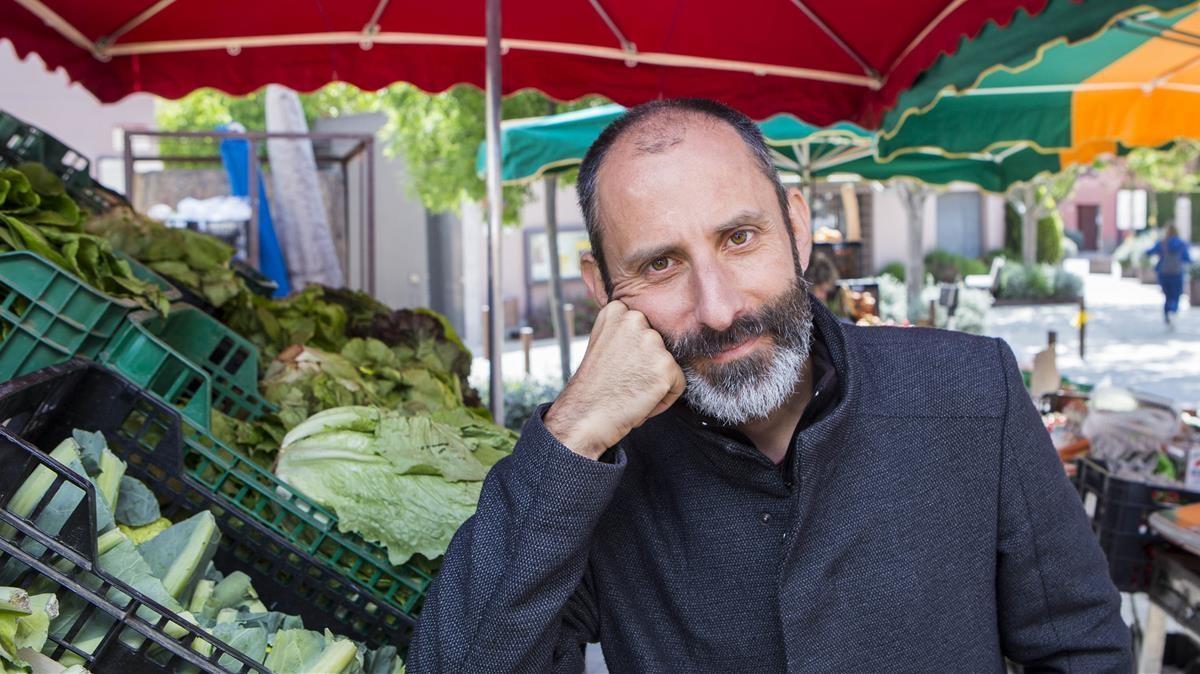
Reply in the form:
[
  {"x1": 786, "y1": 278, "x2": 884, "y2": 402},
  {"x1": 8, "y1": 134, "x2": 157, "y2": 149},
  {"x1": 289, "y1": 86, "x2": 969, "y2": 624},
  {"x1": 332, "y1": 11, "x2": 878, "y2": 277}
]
[
  {"x1": 681, "y1": 332, "x2": 811, "y2": 425},
  {"x1": 665, "y1": 279, "x2": 815, "y2": 426}
]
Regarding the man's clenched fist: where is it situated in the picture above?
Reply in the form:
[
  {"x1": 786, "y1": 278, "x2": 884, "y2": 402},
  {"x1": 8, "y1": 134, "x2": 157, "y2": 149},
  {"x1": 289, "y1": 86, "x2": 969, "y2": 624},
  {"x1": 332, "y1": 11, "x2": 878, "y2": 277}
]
[{"x1": 544, "y1": 301, "x2": 686, "y2": 460}]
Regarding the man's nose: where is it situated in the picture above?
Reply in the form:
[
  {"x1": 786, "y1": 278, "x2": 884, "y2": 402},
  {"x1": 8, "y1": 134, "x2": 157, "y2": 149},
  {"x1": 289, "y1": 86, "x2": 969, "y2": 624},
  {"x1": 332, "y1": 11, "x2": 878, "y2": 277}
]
[{"x1": 691, "y1": 262, "x2": 748, "y2": 333}]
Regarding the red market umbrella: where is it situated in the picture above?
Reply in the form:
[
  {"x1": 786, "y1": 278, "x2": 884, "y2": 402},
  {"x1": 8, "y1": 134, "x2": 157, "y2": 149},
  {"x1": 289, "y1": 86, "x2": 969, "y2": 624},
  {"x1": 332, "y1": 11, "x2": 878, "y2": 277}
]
[{"x1": 6, "y1": 0, "x2": 1060, "y2": 127}]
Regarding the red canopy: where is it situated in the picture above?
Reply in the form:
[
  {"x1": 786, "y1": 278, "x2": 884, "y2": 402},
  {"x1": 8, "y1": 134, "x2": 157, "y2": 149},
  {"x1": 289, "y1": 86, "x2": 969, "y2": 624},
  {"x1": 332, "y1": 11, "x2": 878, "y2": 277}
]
[{"x1": 3, "y1": 0, "x2": 1050, "y2": 126}]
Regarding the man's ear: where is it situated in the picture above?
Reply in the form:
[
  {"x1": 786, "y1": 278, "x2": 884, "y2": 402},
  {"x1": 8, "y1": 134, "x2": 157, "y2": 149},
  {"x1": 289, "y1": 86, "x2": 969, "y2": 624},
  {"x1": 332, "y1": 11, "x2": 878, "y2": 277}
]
[
  {"x1": 580, "y1": 252, "x2": 609, "y2": 307},
  {"x1": 787, "y1": 187, "x2": 813, "y2": 272}
]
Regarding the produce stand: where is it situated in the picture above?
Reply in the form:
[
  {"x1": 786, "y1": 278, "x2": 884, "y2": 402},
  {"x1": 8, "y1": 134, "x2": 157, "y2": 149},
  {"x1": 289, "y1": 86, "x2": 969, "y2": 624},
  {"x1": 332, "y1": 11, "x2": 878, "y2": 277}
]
[
  {"x1": 0, "y1": 360, "x2": 408, "y2": 671},
  {"x1": 1134, "y1": 508, "x2": 1200, "y2": 673}
]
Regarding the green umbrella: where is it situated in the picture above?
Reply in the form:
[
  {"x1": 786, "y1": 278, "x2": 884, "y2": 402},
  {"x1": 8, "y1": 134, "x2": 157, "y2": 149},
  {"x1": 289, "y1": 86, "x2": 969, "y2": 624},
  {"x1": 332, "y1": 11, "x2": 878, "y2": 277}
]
[
  {"x1": 878, "y1": 1, "x2": 1200, "y2": 161},
  {"x1": 479, "y1": 104, "x2": 873, "y2": 185},
  {"x1": 482, "y1": 104, "x2": 1069, "y2": 194},
  {"x1": 806, "y1": 144, "x2": 1066, "y2": 194}
]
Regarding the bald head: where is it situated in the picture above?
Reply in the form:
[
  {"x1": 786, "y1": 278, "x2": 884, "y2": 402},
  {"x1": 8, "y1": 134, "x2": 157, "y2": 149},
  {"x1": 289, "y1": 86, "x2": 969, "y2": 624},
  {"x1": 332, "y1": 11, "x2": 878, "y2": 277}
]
[{"x1": 576, "y1": 99, "x2": 790, "y2": 294}]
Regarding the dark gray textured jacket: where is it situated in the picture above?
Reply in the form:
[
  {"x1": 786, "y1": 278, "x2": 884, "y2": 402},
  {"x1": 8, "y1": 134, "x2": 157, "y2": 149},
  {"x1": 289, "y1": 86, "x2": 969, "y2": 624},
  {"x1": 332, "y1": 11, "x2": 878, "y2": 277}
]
[{"x1": 408, "y1": 301, "x2": 1130, "y2": 673}]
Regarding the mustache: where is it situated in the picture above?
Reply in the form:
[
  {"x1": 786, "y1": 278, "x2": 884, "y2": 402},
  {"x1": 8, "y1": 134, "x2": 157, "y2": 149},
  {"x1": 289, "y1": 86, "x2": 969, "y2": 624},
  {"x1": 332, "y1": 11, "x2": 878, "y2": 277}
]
[{"x1": 661, "y1": 278, "x2": 811, "y2": 364}]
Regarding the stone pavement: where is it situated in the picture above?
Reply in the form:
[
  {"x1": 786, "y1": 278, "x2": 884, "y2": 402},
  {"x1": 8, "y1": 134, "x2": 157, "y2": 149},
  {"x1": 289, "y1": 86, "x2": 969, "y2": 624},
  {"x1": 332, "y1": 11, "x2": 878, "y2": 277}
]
[{"x1": 985, "y1": 262, "x2": 1198, "y2": 407}]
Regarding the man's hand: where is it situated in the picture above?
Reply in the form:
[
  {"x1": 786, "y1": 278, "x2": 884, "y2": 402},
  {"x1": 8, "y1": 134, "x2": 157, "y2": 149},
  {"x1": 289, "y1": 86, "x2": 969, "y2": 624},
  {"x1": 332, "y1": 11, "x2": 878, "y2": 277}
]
[{"x1": 544, "y1": 301, "x2": 686, "y2": 460}]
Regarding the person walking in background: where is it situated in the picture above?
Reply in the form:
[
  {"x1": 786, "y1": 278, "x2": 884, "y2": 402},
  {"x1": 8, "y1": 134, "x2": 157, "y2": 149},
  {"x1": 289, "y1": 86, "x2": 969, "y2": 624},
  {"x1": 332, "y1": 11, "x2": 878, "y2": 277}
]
[{"x1": 1146, "y1": 223, "x2": 1192, "y2": 329}]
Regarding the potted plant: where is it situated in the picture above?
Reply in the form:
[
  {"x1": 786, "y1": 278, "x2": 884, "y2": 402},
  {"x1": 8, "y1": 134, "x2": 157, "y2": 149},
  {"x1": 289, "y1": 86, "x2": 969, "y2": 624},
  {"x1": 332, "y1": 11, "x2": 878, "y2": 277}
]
[{"x1": 1191, "y1": 261, "x2": 1200, "y2": 307}]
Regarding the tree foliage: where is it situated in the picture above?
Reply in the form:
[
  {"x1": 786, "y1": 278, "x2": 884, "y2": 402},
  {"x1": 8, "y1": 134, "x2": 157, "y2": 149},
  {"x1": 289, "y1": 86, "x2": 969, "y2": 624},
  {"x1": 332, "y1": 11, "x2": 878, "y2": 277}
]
[
  {"x1": 1124, "y1": 141, "x2": 1200, "y2": 193},
  {"x1": 155, "y1": 84, "x2": 607, "y2": 223}
]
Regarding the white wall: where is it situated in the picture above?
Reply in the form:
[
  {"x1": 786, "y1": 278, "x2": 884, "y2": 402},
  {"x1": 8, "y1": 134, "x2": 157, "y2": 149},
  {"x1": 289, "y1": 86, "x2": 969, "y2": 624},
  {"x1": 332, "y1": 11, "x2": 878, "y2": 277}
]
[
  {"x1": 982, "y1": 193, "x2": 1006, "y2": 254},
  {"x1": 872, "y1": 183, "x2": 1000, "y2": 273},
  {"x1": 0, "y1": 41, "x2": 155, "y2": 179}
]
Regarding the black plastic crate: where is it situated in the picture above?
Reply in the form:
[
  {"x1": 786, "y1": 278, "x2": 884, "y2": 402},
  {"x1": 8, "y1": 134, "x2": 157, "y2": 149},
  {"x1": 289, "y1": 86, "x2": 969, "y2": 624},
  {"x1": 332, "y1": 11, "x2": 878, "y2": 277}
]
[
  {"x1": 1076, "y1": 458, "x2": 1200, "y2": 592},
  {"x1": 1149, "y1": 547, "x2": 1200, "y2": 638},
  {"x1": 0, "y1": 359, "x2": 416, "y2": 650},
  {"x1": 0, "y1": 425, "x2": 266, "y2": 672}
]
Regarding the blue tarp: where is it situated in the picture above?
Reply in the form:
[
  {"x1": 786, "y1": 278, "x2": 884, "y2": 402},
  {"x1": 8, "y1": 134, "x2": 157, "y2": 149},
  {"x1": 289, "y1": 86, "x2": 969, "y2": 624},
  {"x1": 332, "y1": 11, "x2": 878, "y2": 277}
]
[{"x1": 217, "y1": 126, "x2": 290, "y2": 297}]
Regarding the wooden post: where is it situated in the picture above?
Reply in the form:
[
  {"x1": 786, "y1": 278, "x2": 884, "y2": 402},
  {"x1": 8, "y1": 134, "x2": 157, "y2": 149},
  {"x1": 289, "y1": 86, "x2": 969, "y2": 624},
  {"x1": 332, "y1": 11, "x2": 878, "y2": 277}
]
[
  {"x1": 564, "y1": 302, "x2": 576, "y2": 341},
  {"x1": 520, "y1": 326, "x2": 534, "y2": 376}
]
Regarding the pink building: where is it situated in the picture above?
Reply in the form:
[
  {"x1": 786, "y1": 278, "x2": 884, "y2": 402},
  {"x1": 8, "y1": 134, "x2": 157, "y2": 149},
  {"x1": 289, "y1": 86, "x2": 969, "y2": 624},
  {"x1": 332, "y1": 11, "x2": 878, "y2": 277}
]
[{"x1": 1057, "y1": 164, "x2": 1127, "y2": 254}]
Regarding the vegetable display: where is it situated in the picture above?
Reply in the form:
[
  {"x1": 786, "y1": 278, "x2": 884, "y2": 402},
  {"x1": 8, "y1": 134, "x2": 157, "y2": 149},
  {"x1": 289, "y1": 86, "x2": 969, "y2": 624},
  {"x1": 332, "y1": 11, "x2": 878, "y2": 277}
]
[
  {"x1": 83, "y1": 207, "x2": 244, "y2": 309},
  {"x1": 0, "y1": 165, "x2": 168, "y2": 314},
  {"x1": 276, "y1": 406, "x2": 509, "y2": 565},
  {"x1": 2, "y1": 429, "x2": 405, "y2": 673}
]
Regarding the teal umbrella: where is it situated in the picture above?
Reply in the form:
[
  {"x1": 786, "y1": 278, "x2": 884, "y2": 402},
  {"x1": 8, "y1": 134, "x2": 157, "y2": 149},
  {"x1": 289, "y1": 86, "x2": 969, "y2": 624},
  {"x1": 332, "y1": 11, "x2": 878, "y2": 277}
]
[
  {"x1": 478, "y1": 104, "x2": 873, "y2": 186},
  {"x1": 482, "y1": 105, "x2": 1070, "y2": 194}
]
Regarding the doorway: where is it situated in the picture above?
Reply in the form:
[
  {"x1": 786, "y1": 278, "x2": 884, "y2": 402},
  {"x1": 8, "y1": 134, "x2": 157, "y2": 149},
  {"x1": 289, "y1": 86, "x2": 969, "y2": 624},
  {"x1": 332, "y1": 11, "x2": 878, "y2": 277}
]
[{"x1": 1077, "y1": 205, "x2": 1100, "y2": 251}]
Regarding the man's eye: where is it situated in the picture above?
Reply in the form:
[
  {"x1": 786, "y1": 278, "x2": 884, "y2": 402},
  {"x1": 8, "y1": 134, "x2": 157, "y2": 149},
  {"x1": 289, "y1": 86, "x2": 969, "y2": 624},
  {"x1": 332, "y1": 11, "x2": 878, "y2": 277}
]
[
  {"x1": 649, "y1": 257, "x2": 671, "y2": 272},
  {"x1": 730, "y1": 230, "x2": 752, "y2": 245}
]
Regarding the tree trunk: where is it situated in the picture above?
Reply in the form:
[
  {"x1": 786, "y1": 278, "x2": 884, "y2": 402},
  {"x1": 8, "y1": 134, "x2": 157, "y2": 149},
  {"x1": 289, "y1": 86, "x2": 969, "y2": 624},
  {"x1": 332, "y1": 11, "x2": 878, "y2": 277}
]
[
  {"x1": 1015, "y1": 185, "x2": 1039, "y2": 266},
  {"x1": 896, "y1": 181, "x2": 929, "y2": 320},
  {"x1": 544, "y1": 175, "x2": 572, "y2": 386}
]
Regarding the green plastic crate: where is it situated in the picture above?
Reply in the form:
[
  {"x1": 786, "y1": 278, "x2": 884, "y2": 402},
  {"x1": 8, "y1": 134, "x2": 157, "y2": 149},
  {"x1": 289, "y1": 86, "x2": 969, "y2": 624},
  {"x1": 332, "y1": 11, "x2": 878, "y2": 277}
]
[
  {"x1": 1, "y1": 110, "x2": 128, "y2": 214},
  {"x1": 0, "y1": 250, "x2": 137, "y2": 381},
  {"x1": 177, "y1": 418, "x2": 438, "y2": 623},
  {"x1": 99, "y1": 303, "x2": 274, "y2": 427}
]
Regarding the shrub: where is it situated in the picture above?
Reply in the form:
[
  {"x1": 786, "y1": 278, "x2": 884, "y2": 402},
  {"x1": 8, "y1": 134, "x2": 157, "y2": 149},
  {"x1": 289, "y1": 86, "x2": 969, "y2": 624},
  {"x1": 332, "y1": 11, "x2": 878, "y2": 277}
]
[
  {"x1": 959, "y1": 257, "x2": 989, "y2": 277},
  {"x1": 983, "y1": 249, "x2": 1010, "y2": 267},
  {"x1": 1037, "y1": 211, "x2": 1065, "y2": 264},
  {"x1": 1052, "y1": 267, "x2": 1084, "y2": 300},
  {"x1": 476, "y1": 377, "x2": 563, "y2": 431},
  {"x1": 924, "y1": 250, "x2": 989, "y2": 283},
  {"x1": 924, "y1": 250, "x2": 962, "y2": 283},
  {"x1": 879, "y1": 262, "x2": 906, "y2": 282},
  {"x1": 996, "y1": 263, "x2": 1083, "y2": 301},
  {"x1": 1004, "y1": 202, "x2": 1067, "y2": 264}
]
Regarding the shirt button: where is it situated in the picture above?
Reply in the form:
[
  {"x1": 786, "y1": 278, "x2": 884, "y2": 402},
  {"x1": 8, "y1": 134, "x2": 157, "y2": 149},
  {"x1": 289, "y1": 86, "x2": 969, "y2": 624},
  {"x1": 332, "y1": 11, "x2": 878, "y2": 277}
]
[{"x1": 760, "y1": 512, "x2": 772, "y2": 524}]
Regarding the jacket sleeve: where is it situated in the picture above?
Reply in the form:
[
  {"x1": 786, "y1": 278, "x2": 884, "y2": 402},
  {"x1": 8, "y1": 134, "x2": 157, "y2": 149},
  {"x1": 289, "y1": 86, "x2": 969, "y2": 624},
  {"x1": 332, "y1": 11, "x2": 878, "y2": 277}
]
[
  {"x1": 406, "y1": 405, "x2": 625, "y2": 673},
  {"x1": 992, "y1": 339, "x2": 1132, "y2": 672}
]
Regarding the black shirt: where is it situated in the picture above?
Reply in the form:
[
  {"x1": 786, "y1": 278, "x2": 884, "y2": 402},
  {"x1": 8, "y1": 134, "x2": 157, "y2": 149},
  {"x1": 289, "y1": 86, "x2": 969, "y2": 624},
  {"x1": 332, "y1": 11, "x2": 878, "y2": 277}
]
[{"x1": 670, "y1": 317, "x2": 841, "y2": 482}]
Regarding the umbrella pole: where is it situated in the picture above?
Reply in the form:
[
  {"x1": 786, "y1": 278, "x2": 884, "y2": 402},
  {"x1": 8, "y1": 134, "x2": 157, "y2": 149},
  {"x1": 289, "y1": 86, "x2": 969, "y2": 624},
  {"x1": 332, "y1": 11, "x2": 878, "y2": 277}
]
[
  {"x1": 484, "y1": 0, "x2": 506, "y2": 424},
  {"x1": 544, "y1": 174, "x2": 573, "y2": 386}
]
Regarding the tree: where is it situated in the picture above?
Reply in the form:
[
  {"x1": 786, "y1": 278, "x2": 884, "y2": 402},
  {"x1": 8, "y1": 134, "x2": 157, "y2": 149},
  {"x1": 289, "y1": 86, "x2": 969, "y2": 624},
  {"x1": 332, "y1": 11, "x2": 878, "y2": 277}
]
[
  {"x1": 1005, "y1": 166, "x2": 1078, "y2": 266},
  {"x1": 894, "y1": 179, "x2": 933, "y2": 320},
  {"x1": 155, "y1": 84, "x2": 607, "y2": 222},
  {"x1": 1124, "y1": 141, "x2": 1200, "y2": 229}
]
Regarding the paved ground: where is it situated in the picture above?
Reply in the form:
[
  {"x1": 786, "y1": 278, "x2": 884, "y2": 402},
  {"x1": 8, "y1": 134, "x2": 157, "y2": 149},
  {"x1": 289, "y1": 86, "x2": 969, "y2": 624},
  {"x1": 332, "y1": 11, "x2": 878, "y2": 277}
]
[{"x1": 986, "y1": 261, "x2": 1198, "y2": 407}]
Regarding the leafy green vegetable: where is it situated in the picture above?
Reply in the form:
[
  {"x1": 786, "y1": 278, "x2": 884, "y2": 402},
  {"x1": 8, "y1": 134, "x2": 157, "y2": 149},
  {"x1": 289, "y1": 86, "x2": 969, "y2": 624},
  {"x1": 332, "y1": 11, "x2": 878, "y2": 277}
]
[
  {"x1": 263, "y1": 628, "x2": 326, "y2": 673},
  {"x1": 208, "y1": 621, "x2": 268, "y2": 671},
  {"x1": 114, "y1": 476, "x2": 160, "y2": 527},
  {"x1": 0, "y1": 167, "x2": 169, "y2": 313},
  {"x1": 95, "y1": 449, "x2": 126, "y2": 512},
  {"x1": 137, "y1": 511, "x2": 220, "y2": 601},
  {"x1": 71, "y1": 430, "x2": 105, "y2": 475},
  {"x1": 276, "y1": 406, "x2": 508, "y2": 564},
  {"x1": 84, "y1": 207, "x2": 245, "y2": 309}
]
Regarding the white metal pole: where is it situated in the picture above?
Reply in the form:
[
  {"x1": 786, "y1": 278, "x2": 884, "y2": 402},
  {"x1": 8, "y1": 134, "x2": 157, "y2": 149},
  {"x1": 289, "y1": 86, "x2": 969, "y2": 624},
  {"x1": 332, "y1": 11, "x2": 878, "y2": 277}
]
[{"x1": 485, "y1": 0, "x2": 506, "y2": 425}]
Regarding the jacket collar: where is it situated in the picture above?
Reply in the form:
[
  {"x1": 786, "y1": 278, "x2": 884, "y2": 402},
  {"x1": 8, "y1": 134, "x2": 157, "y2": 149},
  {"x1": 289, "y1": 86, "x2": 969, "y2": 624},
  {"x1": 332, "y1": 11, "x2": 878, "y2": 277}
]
[{"x1": 665, "y1": 296, "x2": 857, "y2": 493}]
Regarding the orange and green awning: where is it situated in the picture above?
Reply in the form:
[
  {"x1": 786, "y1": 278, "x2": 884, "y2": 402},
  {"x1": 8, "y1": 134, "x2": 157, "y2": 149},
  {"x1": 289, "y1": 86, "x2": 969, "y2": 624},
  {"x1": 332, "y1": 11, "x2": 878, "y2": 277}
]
[{"x1": 879, "y1": 1, "x2": 1200, "y2": 162}]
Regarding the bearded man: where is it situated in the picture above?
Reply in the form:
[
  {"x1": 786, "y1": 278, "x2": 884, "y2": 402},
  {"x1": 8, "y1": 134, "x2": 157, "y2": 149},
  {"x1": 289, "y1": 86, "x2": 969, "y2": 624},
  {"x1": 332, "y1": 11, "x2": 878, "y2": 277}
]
[{"x1": 408, "y1": 99, "x2": 1129, "y2": 673}]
